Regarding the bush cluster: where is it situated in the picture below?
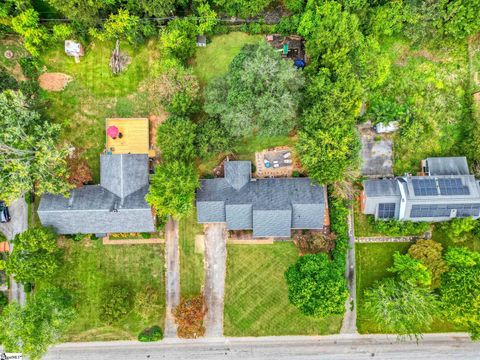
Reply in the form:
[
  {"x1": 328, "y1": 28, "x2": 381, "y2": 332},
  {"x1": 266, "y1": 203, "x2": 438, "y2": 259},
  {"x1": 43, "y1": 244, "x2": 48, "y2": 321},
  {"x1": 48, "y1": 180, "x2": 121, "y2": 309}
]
[
  {"x1": 368, "y1": 217, "x2": 430, "y2": 237},
  {"x1": 138, "y1": 326, "x2": 163, "y2": 342}
]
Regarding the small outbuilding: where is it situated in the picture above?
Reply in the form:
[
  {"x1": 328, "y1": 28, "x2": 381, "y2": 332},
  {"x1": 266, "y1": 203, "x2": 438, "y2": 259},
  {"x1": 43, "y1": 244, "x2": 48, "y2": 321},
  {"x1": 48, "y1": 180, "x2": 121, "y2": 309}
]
[{"x1": 196, "y1": 35, "x2": 207, "y2": 47}]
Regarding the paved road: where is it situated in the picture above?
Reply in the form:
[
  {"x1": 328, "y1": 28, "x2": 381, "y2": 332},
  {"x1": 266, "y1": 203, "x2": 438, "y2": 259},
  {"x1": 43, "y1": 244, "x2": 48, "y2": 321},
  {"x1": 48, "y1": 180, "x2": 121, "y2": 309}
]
[
  {"x1": 203, "y1": 223, "x2": 227, "y2": 337},
  {"x1": 0, "y1": 196, "x2": 27, "y2": 305},
  {"x1": 164, "y1": 216, "x2": 180, "y2": 338},
  {"x1": 37, "y1": 334, "x2": 479, "y2": 360},
  {"x1": 340, "y1": 208, "x2": 357, "y2": 334}
]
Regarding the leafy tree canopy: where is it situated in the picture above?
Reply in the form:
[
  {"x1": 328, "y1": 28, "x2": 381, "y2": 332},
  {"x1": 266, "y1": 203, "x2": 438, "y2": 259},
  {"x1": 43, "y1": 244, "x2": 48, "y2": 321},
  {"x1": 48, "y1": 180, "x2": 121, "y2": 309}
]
[
  {"x1": 146, "y1": 161, "x2": 198, "y2": 218},
  {"x1": 441, "y1": 247, "x2": 480, "y2": 340},
  {"x1": 364, "y1": 277, "x2": 438, "y2": 339},
  {"x1": 0, "y1": 287, "x2": 76, "y2": 360},
  {"x1": 5, "y1": 226, "x2": 61, "y2": 284},
  {"x1": 159, "y1": 18, "x2": 197, "y2": 64},
  {"x1": 408, "y1": 239, "x2": 448, "y2": 289},
  {"x1": 0, "y1": 91, "x2": 72, "y2": 203},
  {"x1": 157, "y1": 117, "x2": 197, "y2": 163},
  {"x1": 285, "y1": 253, "x2": 348, "y2": 317},
  {"x1": 204, "y1": 42, "x2": 304, "y2": 138},
  {"x1": 387, "y1": 252, "x2": 431, "y2": 287},
  {"x1": 212, "y1": 0, "x2": 274, "y2": 17},
  {"x1": 89, "y1": 9, "x2": 140, "y2": 43}
]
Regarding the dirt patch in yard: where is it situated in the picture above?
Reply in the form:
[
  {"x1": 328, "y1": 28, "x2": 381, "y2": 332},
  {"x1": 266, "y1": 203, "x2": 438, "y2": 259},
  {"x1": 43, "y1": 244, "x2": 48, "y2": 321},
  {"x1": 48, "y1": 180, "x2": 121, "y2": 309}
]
[{"x1": 39, "y1": 72, "x2": 72, "y2": 91}]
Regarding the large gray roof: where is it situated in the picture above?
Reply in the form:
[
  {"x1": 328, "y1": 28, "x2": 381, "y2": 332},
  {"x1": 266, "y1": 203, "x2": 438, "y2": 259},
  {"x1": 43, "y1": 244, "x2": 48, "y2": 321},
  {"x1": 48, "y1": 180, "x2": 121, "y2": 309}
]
[
  {"x1": 364, "y1": 179, "x2": 401, "y2": 197},
  {"x1": 38, "y1": 154, "x2": 154, "y2": 234},
  {"x1": 196, "y1": 161, "x2": 326, "y2": 237},
  {"x1": 100, "y1": 154, "x2": 149, "y2": 199},
  {"x1": 426, "y1": 157, "x2": 469, "y2": 176}
]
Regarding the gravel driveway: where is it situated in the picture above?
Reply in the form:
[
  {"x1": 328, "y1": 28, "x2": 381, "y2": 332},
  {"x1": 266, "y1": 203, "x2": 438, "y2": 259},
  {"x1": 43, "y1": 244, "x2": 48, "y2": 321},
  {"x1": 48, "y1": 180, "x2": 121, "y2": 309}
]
[{"x1": 203, "y1": 223, "x2": 227, "y2": 338}]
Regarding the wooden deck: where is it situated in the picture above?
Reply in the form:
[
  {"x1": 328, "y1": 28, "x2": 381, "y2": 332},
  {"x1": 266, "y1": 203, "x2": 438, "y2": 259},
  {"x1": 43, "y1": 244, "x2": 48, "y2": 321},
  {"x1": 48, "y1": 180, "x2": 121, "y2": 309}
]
[{"x1": 106, "y1": 118, "x2": 155, "y2": 156}]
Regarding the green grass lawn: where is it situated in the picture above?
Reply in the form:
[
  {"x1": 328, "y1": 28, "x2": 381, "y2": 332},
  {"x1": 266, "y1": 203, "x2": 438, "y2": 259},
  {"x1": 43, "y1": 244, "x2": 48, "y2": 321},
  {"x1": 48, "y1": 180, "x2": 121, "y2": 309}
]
[
  {"x1": 356, "y1": 242, "x2": 461, "y2": 334},
  {"x1": 353, "y1": 201, "x2": 382, "y2": 237},
  {"x1": 179, "y1": 211, "x2": 205, "y2": 299},
  {"x1": 192, "y1": 32, "x2": 262, "y2": 85},
  {"x1": 224, "y1": 243, "x2": 343, "y2": 336},
  {"x1": 42, "y1": 239, "x2": 165, "y2": 342},
  {"x1": 40, "y1": 40, "x2": 160, "y2": 181}
]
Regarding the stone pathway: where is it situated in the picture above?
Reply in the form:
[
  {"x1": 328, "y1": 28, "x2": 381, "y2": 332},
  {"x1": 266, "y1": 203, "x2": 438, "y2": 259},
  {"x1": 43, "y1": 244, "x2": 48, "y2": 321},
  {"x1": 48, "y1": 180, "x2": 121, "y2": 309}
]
[
  {"x1": 356, "y1": 235, "x2": 426, "y2": 243},
  {"x1": 204, "y1": 223, "x2": 227, "y2": 338},
  {"x1": 164, "y1": 216, "x2": 180, "y2": 338}
]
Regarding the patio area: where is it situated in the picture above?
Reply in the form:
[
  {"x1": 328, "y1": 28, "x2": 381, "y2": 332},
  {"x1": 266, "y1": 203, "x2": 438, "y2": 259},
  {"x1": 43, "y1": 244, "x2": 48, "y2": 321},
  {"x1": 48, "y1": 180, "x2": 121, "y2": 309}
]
[
  {"x1": 255, "y1": 146, "x2": 302, "y2": 178},
  {"x1": 105, "y1": 118, "x2": 156, "y2": 157}
]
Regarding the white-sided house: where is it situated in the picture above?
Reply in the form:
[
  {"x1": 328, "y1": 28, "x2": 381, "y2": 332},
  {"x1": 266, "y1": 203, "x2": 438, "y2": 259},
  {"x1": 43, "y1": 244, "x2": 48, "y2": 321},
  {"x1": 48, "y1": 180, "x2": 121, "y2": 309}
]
[{"x1": 361, "y1": 157, "x2": 480, "y2": 222}]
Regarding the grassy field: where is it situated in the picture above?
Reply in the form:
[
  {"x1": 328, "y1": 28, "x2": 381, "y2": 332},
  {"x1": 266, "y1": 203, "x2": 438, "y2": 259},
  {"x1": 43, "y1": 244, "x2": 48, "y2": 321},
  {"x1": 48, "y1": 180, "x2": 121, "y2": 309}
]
[
  {"x1": 224, "y1": 243, "x2": 343, "y2": 336},
  {"x1": 353, "y1": 201, "x2": 381, "y2": 237},
  {"x1": 192, "y1": 32, "x2": 262, "y2": 85},
  {"x1": 356, "y1": 242, "x2": 460, "y2": 334},
  {"x1": 179, "y1": 211, "x2": 205, "y2": 299},
  {"x1": 42, "y1": 239, "x2": 165, "y2": 342},
  {"x1": 40, "y1": 40, "x2": 160, "y2": 181}
]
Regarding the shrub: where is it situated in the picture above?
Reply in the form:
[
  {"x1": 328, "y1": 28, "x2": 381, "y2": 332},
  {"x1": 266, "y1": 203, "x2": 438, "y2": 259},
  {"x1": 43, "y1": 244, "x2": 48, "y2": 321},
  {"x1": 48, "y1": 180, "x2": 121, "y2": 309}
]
[
  {"x1": 138, "y1": 325, "x2": 163, "y2": 342},
  {"x1": 72, "y1": 233, "x2": 84, "y2": 242},
  {"x1": 24, "y1": 283, "x2": 33, "y2": 293},
  {"x1": 100, "y1": 284, "x2": 133, "y2": 324},
  {"x1": 292, "y1": 170, "x2": 300, "y2": 177},
  {"x1": 19, "y1": 57, "x2": 41, "y2": 79},
  {"x1": 368, "y1": 217, "x2": 430, "y2": 237},
  {"x1": 0, "y1": 292, "x2": 8, "y2": 311},
  {"x1": 440, "y1": 217, "x2": 477, "y2": 242},
  {"x1": 294, "y1": 231, "x2": 337, "y2": 255},
  {"x1": 0, "y1": 67, "x2": 18, "y2": 92},
  {"x1": 140, "y1": 232, "x2": 151, "y2": 239},
  {"x1": 285, "y1": 252, "x2": 348, "y2": 316}
]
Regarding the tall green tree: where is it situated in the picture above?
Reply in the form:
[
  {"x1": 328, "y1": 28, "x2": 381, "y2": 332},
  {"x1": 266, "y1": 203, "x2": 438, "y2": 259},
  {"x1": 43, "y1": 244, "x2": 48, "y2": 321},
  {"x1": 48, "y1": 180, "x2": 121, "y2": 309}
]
[
  {"x1": 157, "y1": 117, "x2": 197, "y2": 163},
  {"x1": 5, "y1": 226, "x2": 61, "y2": 284},
  {"x1": 285, "y1": 253, "x2": 348, "y2": 317},
  {"x1": 159, "y1": 18, "x2": 197, "y2": 64},
  {"x1": 146, "y1": 161, "x2": 198, "y2": 218},
  {"x1": 0, "y1": 287, "x2": 76, "y2": 360},
  {"x1": 387, "y1": 252, "x2": 431, "y2": 287},
  {"x1": 408, "y1": 239, "x2": 448, "y2": 289},
  {"x1": 11, "y1": 8, "x2": 48, "y2": 57},
  {"x1": 204, "y1": 42, "x2": 304, "y2": 137},
  {"x1": 89, "y1": 9, "x2": 140, "y2": 43},
  {"x1": 441, "y1": 247, "x2": 480, "y2": 340},
  {"x1": 0, "y1": 91, "x2": 72, "y2": 203},
  {"x1": 364, "y1": 277, "x2": 438, "y2": 338}
]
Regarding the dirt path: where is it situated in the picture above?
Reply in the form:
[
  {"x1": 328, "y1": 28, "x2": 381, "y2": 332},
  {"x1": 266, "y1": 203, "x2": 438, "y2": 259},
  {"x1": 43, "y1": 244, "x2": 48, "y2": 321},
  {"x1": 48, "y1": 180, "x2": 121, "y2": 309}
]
[
  {"x1": 164, "y1": 216, "x2": 180, "y2": 338},
  {"x1": 203, "y1": 223, "x2": 227, "y2": 338}
]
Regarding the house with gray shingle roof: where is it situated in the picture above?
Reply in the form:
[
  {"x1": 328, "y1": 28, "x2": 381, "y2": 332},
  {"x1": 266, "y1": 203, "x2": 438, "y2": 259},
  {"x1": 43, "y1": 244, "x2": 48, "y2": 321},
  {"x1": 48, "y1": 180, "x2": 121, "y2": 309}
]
[
  {"x1": 361, "y1": 157, "x2": 480, "y2": 221},
  {"x1": 196, "y1": 161, "x2": 327, "y2": 238},
  {"x1": 38, "y1": 154, "x2": 155, "y2": 235}
]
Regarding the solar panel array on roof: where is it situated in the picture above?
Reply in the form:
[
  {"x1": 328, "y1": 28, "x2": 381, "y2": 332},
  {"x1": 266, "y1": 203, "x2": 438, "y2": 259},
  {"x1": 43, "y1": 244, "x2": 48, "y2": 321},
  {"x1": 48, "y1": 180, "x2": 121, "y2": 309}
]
[
  {"x1": 410, "y1": 204, "x2": 480, "y2": 218},
  {"x1": 378, "y1": 203, "x2": 395, "y2": 219},
  {"x1": 438, "y1": 178, "x2": 470, "y2": 196},
  {"x1": 412, "y1": 179, "x2": 438, "y2": 196}
]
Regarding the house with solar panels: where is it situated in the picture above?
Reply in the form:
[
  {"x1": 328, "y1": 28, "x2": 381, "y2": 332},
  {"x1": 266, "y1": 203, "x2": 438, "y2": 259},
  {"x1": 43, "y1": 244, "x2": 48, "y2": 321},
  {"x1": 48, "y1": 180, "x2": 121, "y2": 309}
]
[
  {"x1": 196, "y1": 161, "x2": 328, "y2": 238},
  {"x1": 361, "y1": 157, "x2": 480, "y2": 221}
]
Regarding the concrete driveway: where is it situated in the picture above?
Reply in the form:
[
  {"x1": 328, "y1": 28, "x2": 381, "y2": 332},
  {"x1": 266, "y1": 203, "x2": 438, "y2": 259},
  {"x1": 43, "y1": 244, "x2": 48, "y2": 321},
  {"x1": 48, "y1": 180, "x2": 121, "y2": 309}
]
[
  {"x1": 203, "y1": 223, "x2": 227, "y2": 338},
  {"x1": 164, "y1": 216, "x2": 180, "y2": 338},
  {"x1": 0, "y1": 196, "x2": 28, "y2": 305}
]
